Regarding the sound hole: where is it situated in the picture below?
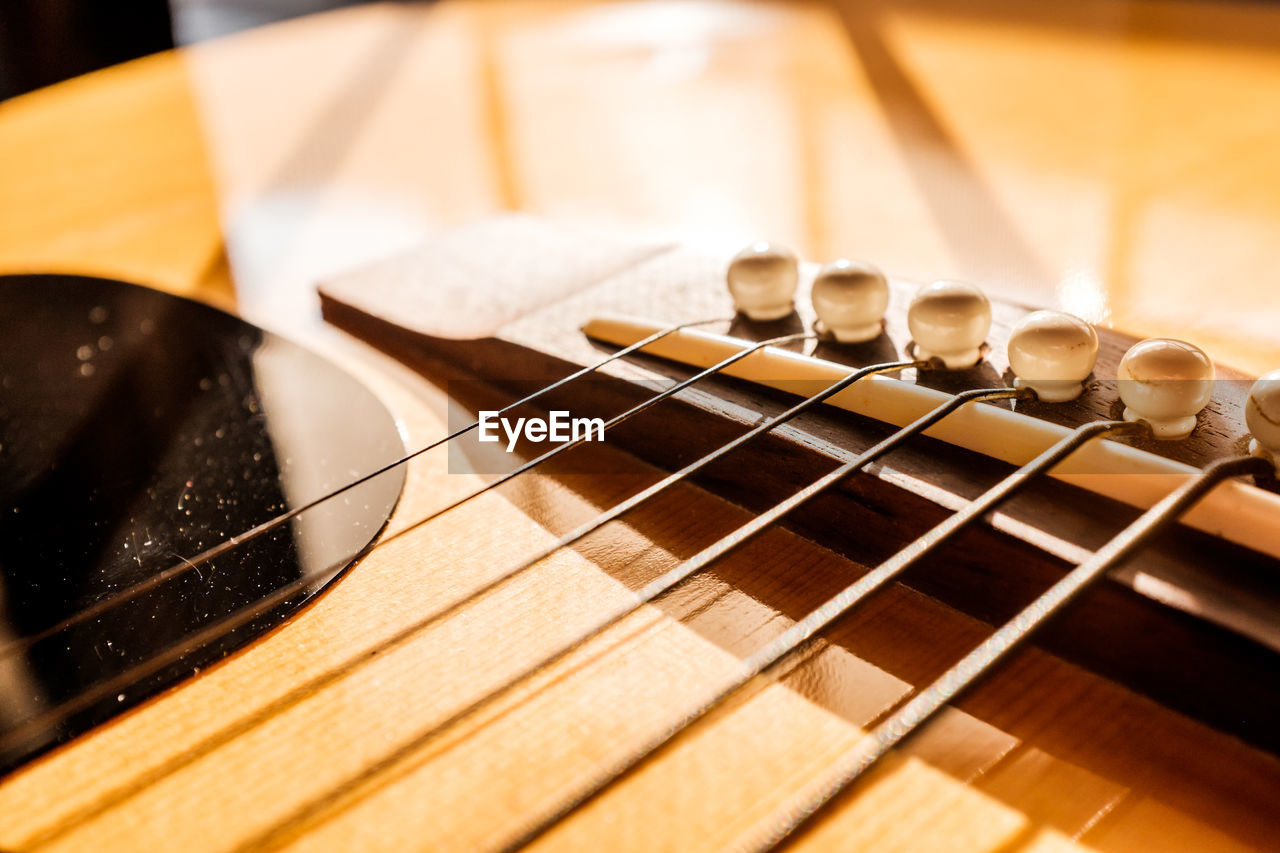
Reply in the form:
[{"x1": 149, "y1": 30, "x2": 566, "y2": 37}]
[{"x1": 0, "y1": 275, "x2": 404, "y2": 774}]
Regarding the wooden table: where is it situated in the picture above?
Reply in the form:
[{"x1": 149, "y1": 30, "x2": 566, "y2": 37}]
[{"x1": 1, "y1": 0, "x2": 1278, "y2": 372}]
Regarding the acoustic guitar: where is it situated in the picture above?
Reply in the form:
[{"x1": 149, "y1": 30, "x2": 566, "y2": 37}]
[{"x1": 1, "y1": 214, "x2": 1277, "y2": 852}]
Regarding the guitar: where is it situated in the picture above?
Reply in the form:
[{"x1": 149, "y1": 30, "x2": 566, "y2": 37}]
[{"x1": 2, "y1": 214, "x2": 1277, "y2": 852}]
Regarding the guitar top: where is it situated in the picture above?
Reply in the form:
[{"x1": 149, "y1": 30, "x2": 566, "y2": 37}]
[{"x1": 1, "y1": 216, "x2": 1279, "y2": 852}]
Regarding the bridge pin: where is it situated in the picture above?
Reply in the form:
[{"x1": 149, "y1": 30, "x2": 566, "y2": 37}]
[
  {"x1": 726, "y1": 242, "x2": 799, "y2": 321},
  {"x1": 1246, "y1": 370, "x2": 1280, "y2": 468},
  {"x1": 1117, "y1": 338, "x2": 1215, "y2": 440},
  {"x1": 906, "y1": 280, "x2": 991, "y2": 369},
  {"x1": 811, "y1": 259, "x2": 890, "y2": 343},
  {"x1": 1007, "y1": 310, "x2": 1099, "y2": 402}
]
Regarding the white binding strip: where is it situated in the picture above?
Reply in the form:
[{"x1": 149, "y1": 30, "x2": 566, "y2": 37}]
[{"x1": 583, "y1": 315, "x2": 1280, "y2": 562}]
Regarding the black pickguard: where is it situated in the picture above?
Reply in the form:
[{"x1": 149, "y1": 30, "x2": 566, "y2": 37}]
[{"x1": 0, "y1": 275, "x2": 405, "y2": 774}]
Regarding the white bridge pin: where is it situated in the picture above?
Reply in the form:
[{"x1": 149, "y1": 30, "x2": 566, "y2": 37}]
[
  {"x1": 906, "y1": 280, "x2": 991, "y2": 369},
  {"x1": 811, "y1": 259, "x2": 890, "y2": 343},
  {"x1": 1246, "y1": 369, "x2": 1280, "y2": 468},
  {"x1": 1117, "y1": 338, "x2": 1215, "y2": 440},
  {"x1": 1007, "y1": 310, "x2": 1099, "y2": 402},
  {"x1": 726, "y1": 242, "x2": 799, "y2": 321}
]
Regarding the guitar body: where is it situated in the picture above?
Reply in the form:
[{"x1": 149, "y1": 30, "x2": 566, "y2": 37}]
[{"x1": 2, "y1": 216, "x2": 1278, "y2": 853}]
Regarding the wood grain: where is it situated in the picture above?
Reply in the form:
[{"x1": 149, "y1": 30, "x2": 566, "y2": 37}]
[
  {"x1": 5, "y1": 284, "x2": 1280, "y2": 850},
  {"x1": 2, "y1": 0, "x2": 1280, "y2": 850},
  {"x1": 0, "y1": 52, "x2": 231, "y2": 305}
]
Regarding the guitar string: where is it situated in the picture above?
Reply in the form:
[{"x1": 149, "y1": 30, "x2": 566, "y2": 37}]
[
  {"x1": 9, "y1": 330, "x2": 1231, "y2": 842},
  {"x1": 12, "y1": 354, "x2": 1233, "y2": 846},
  {"x1": 14, "y1": 356, "x2": 925, "y2": 846},
  {"x1": 17, "y1": 381, "x2": 1259, "y2": 845},
  {"x1": 0, "y1": 329, "x2": 817, "y2": 752},
  {"x1": 758, "y1": 453, "x2": 1273, "y2": 851},
  {"x1": 227, "y1": 387, "x2": 1036, "y2": 852},
  {"x1": 498, "y1": 417, "x2": 1145, "y2": 852},
  {"x1": 0, "y1": 317, "x2": 738, "y2": 663}
]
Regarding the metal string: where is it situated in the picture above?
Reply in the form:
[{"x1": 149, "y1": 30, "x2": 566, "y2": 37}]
[
  {"x1": 13, "y1": 356, "x2": 926, "y2": 844},
  {"x1": 758, "y1": 453, "x2": 1273, "y2": 851},
  {"x1": 0, "y1": 317, "x2": 735, "y2": 662},
  {"x1": 226, "y1": 386, "x2": 1032, "y2": 849},
  {"x1": 210, "y1": 386, "x2": 1034, "y2": 853},
  {"x1": 500, "y1": 416, "x2": 1146, "y2": 851},
  {"x1": 16, "y1": 324, "x2": 1239, "y2": 848},
  {"x1": 0, "y1": 328, "x2": 814, "y2": 751}
]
